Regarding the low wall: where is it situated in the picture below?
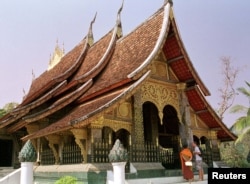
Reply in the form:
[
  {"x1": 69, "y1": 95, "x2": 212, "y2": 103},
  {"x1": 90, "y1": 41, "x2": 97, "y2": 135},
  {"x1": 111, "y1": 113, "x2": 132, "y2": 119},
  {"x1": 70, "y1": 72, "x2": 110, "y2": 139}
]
[{"x1": 0, "y1": 168, "x2": 21, "y2": 184}]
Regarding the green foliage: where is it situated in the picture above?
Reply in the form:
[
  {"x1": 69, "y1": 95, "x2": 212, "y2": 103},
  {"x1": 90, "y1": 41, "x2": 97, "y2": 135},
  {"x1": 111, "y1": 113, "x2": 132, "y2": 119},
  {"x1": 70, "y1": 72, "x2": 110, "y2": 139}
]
[
  {"x1": 220, "y1": 141, "x2": 250, "y2": 168},
  {"x1": 225, "y1": 82, "x2": 250, "y2": 167},
  {"x1": 0, "y1": 102, "x2": 18, "y2": 118},
  {"x1": 230, "y1": 81, "x2": 250, "y2": 143},
  {"x1": 0, "y1": 108, "x2": 7, "y2": 118},
  {"x1": 231, "y1": 116, "x2": 250, "y2": 136},
  {"x1": 55, "y1": 176, "x2": 77, "y2": 184},
  {"x1": 3, "y1": 102, "x2": 18, "y2": 112}
]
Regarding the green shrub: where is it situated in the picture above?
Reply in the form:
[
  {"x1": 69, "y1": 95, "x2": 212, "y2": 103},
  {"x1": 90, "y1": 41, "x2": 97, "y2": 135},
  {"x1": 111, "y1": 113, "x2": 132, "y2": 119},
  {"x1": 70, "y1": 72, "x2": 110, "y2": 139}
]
[{"x1": 55, "y1": 176, "x2": 77, "y2": 184}]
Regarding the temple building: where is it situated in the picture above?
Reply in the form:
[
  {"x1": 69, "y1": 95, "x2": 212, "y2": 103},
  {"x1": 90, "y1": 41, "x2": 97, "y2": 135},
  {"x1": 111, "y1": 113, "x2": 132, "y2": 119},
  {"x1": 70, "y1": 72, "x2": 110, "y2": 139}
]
[{"x1": 0, "y1": 1, "x2": 236, "y2": 183}]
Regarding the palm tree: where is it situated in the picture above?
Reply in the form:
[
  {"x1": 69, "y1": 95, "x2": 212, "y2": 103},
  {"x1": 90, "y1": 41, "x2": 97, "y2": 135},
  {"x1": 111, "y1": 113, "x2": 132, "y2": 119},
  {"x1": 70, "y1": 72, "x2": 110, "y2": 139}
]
[
  {"x1": 230, "y1": 81, "x2": 250, "y2": 140},
  {"x1": 229, "y1": 81, "x2": 250, "y2": 165}
]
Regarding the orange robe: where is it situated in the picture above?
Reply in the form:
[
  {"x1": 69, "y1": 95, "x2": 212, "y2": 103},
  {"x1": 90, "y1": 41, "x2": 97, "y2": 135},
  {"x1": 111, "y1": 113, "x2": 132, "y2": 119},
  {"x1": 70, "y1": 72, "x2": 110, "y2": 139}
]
[{"x1": 180, "y1": 148, "x2": 194, "y2": 180}]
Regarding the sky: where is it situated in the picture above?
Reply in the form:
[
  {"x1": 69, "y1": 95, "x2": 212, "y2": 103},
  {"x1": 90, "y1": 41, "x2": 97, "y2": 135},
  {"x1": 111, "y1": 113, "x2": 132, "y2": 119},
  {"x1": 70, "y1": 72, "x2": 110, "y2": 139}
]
[{"x1": 0, "y1": 0, "x2": 249, "y2": 128}]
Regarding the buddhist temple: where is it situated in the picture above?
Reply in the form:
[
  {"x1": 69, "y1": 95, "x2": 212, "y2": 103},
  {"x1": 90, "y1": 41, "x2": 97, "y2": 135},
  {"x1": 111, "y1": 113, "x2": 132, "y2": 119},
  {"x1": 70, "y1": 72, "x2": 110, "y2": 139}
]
[{"x1": 0, "y1": 0, "x2": 236, "y2": 183}]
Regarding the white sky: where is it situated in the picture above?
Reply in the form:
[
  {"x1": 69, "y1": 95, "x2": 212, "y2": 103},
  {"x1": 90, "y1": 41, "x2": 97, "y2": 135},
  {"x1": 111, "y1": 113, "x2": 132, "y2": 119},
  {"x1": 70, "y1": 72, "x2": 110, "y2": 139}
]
[{"x1": 0, "y1": 0, "x2": 249, "y2": 128}]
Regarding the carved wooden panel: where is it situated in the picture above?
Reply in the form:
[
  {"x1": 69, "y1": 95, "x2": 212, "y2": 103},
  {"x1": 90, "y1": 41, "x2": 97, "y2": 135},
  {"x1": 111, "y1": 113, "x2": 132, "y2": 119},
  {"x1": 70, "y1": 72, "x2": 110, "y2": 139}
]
[{"x1": 141, "y1": 80, "x2": 181, "y2": 121}]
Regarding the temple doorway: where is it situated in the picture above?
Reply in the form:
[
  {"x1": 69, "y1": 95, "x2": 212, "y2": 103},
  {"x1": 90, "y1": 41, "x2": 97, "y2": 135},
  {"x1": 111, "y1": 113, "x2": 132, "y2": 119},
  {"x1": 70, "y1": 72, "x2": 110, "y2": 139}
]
[
  {"x1": 115, "y1": 129, "x2": 130, "y2": 149},
  {"x1": 143, "y1": 102, "x2": 159, "y2": 143},
  {"x1": 158, "y1": 105, "x2": 181, "y2": 169},
  {"x1": 0, "y1": 139, "x2": 13, "y2": 167}
]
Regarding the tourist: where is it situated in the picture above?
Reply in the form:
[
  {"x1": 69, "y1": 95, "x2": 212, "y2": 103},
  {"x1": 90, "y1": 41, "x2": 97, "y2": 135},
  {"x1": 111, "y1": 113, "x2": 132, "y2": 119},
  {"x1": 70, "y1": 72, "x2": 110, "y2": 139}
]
[
  {"x1": 192, "y1": 141, "x2": 204, "y2": 181},
  {"x1": 180, "y1": 144, "x2": 194, "y2": 183}
]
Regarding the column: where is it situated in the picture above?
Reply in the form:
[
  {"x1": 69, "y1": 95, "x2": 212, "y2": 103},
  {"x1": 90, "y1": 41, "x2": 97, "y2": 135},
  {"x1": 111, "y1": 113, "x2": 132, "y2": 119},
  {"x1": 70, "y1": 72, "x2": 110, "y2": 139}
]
[
  {"x1": 20, "y1": 162, "x2": 33, "y2": 184},
  {"x1": 177, "y1": 83, "x2": 193, "y2": 147},
  {"x1": 112, "y1": 162, "x2": 126, "y2": 184}
]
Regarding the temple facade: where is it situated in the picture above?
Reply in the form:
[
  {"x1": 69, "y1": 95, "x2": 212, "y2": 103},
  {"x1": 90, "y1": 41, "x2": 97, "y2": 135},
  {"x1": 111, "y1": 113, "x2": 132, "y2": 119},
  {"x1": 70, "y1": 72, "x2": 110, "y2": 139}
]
[{"x1": 0, "y1": 1, "x2": 236, "y2": 183}]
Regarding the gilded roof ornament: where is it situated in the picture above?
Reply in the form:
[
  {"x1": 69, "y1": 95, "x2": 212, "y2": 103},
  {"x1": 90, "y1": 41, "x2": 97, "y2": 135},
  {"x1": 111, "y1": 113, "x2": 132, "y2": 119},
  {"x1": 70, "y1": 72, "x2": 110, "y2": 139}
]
[
  {"x1": 47, "y1": 40, "x2": 65, "y2": 71},
  {"x1": 164, "y1": 0, "x2": 173, "y2": 6},
  {"x1": 116, "y1": 0, "x2": 124, "y2": 38},
  {"x1": 87, "y1": 12, "x2": 97, "y2": 46}
]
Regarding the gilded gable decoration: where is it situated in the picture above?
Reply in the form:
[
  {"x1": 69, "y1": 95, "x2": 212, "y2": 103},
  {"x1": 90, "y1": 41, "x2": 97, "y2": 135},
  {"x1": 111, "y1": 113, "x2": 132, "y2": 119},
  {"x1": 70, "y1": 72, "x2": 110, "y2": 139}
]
[
  {"x1": 141, "y1": 80, "x2": 180, "y2": 123},
  {"x1": 117, "y1": 102, "x2": 132, "y2": 119},
  {"x1": 151, "y1": 61, "x2": 168, "y2": 79}
]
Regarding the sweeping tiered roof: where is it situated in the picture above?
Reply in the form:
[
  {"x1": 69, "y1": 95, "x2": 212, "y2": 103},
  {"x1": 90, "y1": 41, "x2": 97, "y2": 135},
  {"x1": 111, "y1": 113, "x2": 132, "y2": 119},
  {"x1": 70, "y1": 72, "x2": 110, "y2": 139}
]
[{"x1": 0, "y1": 1, "x2": 236, "y2": 141}]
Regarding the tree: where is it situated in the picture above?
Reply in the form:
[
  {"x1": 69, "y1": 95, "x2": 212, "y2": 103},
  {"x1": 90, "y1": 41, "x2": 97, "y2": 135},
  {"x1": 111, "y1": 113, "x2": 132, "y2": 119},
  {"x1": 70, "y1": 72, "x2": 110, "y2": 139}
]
[
  {"x1": 0, "y1": 108, "x2": 7, "y2": 118},
  {"x1": 0, "y1": 102, "x2": 18, "y2": 118},
  {"x1": 220, "y1": 141, "x2": 250, "y2": 168},
  {"x1": 230, "y1": 81, "x2": 250, "y2": 142},
  {"x1": 217, "y1": 56, "x2": 240, "y2": 120},
  {"x1": 220, "y1": 82, "x2": 250, "y2": 167},
  {"x1": 3, "y1": 102, "x2": 18, "y2": 112}
]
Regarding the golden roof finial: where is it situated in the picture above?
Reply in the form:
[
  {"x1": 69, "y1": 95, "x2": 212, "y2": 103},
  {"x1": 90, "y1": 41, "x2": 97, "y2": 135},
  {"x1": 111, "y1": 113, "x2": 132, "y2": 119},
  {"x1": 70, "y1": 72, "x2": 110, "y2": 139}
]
[
  {"x1": 32, "y1": 69, "x2": 35, "y2": 81},
  {"x1": 164, "y1": 0, "x2": 173, "y2": 6},
  {"x1": 116, "y1": 0, "x2": 124, "y2": 38},
  {"x1": 87, "y1": 12, "x2": 97, "y2": 46},
  {"x1": 47, "y1": 40, "x2": 65, "y2": 70},
  {"x1": 62, "y1": 42, "x2": 65, "y2": 54}
]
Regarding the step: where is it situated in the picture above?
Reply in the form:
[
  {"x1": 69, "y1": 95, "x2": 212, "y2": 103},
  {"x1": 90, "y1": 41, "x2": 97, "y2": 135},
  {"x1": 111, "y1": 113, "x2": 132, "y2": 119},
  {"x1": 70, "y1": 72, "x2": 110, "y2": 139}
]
[
  {"x1": 213, "y1": 161, "x2": 230, "y2": 168},
  {"x1": 125, "y1": 174, "x2": 207, "y2": 184}
]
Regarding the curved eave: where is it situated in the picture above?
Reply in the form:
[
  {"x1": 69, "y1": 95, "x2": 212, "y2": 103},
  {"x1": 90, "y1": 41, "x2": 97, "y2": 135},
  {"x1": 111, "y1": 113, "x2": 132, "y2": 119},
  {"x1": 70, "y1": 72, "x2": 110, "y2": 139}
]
[
  {"x1": 7, "y1": 79, "x2": 93, "y2": 133},
  {"x1": 76, "y1": 18, "x2": 121, "y2": 83},
  {"x1": 53, "y1": 80, "x2": 78, "y2": 97},
  {"x1": 12, "y1": 80, "x2": 67, "y2": 116},
  {"x1": 76, "y1": 77, "x2": 132, "y2": 104},
  {"x1": 163, "y1": 11, "x2": 210, "y2": 96},
  {"x1": 79, "y1": 4, "x2": 166, "y2": 99},
  {"x1": 21, "y1": 38, "x2": 89, "y2": 106},
  {"x1": 73, "y1": 71, "x2": 150, "y2": 127},
  {"x1": 53, "y1": 40, "x2": 89, "y2": 83},
  {"x1": 21, "y1": 71, "x2": 151, "y2": 141},
  {"x1": 55, "y1": 30, "x2": 116, "y2": 97},
  {"x1": 127, "y1": 2, "x2": 171, "y2": 80},
  {"x1": 0, "y1": 109, "x2": 28, "y2": 129},
  {"x1": 185, "y1": 86, "x2": 236, "y2": 141},
  {"x1": 0, "y1": 80, "x2": 67, "y2": 128}
]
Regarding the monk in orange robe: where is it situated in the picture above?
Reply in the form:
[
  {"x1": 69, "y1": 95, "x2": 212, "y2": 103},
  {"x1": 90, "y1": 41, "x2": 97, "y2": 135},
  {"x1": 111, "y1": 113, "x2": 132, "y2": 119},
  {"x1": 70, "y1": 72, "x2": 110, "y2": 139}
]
[{"x1": 180, "y1": 144, "x2": 194, "y2": 182}]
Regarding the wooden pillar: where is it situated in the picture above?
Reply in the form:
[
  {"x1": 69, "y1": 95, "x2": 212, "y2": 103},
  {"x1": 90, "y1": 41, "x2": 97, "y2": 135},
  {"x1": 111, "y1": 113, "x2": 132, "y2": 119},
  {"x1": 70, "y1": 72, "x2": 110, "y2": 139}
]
[
  {"x1": 46, "y1": 135, "x2": 61, "y2": 164},
  {"x1": 71, "y1": 128, "x2": 88, "y2": 163},
  {"x1": 210, "y1": 130, "x2": 219, "y2": 148},
  {"x1": 209, "y1": 130, "x2": 221, "y2": 161},
  {"x1": 88, "y1": 127, "x2": 102, "y2": 162},
  {"x1": 177, "y1": 83, "x2": 193, "y2": 148},
  {"x1": 132, "y1": 91, "x2": 145, "y2": 145}
]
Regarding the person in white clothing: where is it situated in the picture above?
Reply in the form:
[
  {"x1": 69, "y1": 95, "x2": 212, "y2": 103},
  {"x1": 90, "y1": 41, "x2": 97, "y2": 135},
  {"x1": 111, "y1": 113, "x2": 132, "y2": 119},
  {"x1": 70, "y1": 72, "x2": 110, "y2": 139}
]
[{"x1": 192, "y1": 141, "x2": 204, "y2": 181}]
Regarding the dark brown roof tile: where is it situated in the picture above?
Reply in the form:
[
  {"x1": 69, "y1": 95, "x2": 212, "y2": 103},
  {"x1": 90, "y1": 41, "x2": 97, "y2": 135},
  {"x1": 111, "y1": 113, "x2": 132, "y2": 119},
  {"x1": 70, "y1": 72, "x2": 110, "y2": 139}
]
[{"x1": 22, "y1": 39, "x2": 87, "y2": 105}]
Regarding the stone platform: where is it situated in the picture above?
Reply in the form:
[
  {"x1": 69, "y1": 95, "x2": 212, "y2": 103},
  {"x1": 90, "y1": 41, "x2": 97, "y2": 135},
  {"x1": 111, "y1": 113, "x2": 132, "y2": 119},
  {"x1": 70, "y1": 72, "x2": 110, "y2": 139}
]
[{"x1": 33, "y1": 162, "x2": 207, "y2": 184}]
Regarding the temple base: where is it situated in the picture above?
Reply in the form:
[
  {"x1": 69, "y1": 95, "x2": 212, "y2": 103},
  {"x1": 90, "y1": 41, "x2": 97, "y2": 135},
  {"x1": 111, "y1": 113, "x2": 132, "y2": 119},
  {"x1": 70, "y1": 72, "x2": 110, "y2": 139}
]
[{"x1": 33, "y1": 162, "x2": 208, "y2": 184}]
